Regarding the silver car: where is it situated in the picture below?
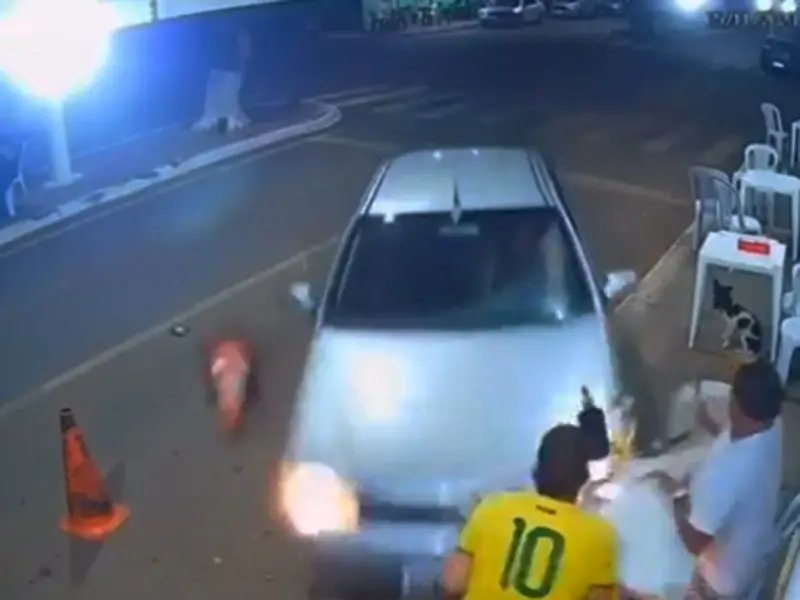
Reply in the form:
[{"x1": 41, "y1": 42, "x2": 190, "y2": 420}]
[
  {"x1": 551, "y1": 0, "x2": 598, "y2": 17},
  {"x1": 280, "y1": 147, "x2": 636, "y2": 599},
  {"x1": 478, "y1": 0, "x2": 546, "y2": 26}
]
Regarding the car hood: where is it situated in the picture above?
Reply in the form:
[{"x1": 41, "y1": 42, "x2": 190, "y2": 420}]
[{"x1": 287, "y1": 316, "x2": 616, "y2": 504}]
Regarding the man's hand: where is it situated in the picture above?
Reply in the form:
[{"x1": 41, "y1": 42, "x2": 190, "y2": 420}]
[{"x1": 642, "y1": 470, "x2": 682, "y2": 496}]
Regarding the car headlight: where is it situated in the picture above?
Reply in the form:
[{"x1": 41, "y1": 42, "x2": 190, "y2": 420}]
[
  {"x1": 513, "y1": 5, "x2": 523, "y2": 11},
  {"x1": 279, "y1": 462, "x2": 359, "y2": 536},
  {"x1": 756, "y1": 0, "x2": 773, "y2": 9},
  {"x1": 675, "y1": 0, "x2": 704, "y2": 11},
  {"x1": 782, "y1": 0, "x2": 796, "y2": 12}
]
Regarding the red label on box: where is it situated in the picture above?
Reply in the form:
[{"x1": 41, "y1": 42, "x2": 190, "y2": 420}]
[{"x1": 737, "y1": 238, "x2": 770, "y2": 256}]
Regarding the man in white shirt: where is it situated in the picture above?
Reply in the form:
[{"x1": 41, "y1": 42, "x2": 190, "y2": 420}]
[{"x1": 649, "y1": 358, "x2": 784, "y2": 600}]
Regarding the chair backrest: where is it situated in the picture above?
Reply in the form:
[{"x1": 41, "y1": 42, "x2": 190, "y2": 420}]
[
  {"x1": 710, "y1": 171, "x2": 747, "y2": 231},
  {"x1": 745, "y1": 143, "x2": 781, "y2": 172},
  {"x1": 689, "y1": 166, "x2": 727, "y2": 245},
  {"x1": 763, "y1": 102, "x2": 785, "y2": 135},
  {"x1": 742, "y1": 490, "x2": 800, "y2": 600}
]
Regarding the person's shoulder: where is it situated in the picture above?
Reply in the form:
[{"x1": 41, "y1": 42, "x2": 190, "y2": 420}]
[{"x1": 572, "y1": 509, "x2": 619, "y2": 545}]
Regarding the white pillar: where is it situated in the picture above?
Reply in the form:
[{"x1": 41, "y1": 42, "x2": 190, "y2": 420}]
[{"x1": 45, "y1": 100, "x2": 80, "y2": 188}]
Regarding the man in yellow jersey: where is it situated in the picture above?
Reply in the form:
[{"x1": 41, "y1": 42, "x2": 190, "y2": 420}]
[{"x1": 441, "y1": 424, "x2": 620, "y2": 600}]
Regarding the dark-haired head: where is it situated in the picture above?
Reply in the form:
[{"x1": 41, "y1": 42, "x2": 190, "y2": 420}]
[
  {"x1": 730, "y1": 358, "x2": 784, "y2": 437},
  {"x1": 532, "y1": 424, "x2": 590, "y2": 503}
]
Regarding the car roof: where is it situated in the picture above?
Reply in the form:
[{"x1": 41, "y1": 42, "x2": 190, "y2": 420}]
[{"x1": 365, "y1": 147, "x2": 555, "y2": 217}]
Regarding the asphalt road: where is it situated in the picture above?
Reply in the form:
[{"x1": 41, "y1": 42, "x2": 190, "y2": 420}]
[{"x1": 0, "y1": 20, "x2": 793, "y2": 597}]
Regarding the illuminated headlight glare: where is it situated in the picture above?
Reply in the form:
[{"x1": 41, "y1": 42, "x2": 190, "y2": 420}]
[
  {"x1": 513, "y1": 5, "x2": 523, "y2": 11},
  {"x1": 782, "y1": 0, "x2": 796, "y2": 12},
  {"x1": 675, "y1": 0, "x2": 704, "y2": 11},
  {"x1": 756, "y1": 0, "x2": 773, "y2": 9},
  {"x1": 280, "y1": 463, "x2": 359, "y2": 536}
]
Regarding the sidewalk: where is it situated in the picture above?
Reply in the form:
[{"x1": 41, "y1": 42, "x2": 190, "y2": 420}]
[
  {"x1": 0, "y1": 101, "x2": 341, "y2": 249},
  {"x1": 612, "y1": 226, "x2": 800, "y2": 489}
]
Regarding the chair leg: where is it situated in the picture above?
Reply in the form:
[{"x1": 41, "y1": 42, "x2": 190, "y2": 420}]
[{"x1": 5, "y1": 186, "x2": 15, "y2": 218}]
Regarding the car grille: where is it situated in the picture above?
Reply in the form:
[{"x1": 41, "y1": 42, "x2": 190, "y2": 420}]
[
  {"x1": 359, "y1": 497, "x2": 465, "y2": 524},
  {"x1": 485, "y1": 10, "x2": 519, "y2": 17}
]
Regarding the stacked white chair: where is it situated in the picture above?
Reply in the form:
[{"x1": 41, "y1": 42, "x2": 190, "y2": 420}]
[
  {"x1": 690, "y1": 167, "x2": 762, "y2": 252},
  {"x1": 763, "y1": 102, "x2": 788, "y2": 162},
  {"x1": 744, "y1": 490, "x2": 800, "y2": 600},
  {"x1": 733, "y1": 143, "x2": 781, "y2": 190}
]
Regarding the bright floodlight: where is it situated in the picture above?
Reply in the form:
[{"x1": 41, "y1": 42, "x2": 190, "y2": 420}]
[
  {"x1": 756, "y1": 0, "x2": 773, "y2": 9},
  {"x1": 0, "y1": 0, "x2": 117, "y2": 101},
  {"x1": 781, "y1": 0, "x2": 796, "y2": 12},
  {"x1": 675, "y1": 0, "x2": 704, "y2": 11}
]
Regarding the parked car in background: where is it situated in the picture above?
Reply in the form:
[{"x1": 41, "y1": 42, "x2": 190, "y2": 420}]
[
  {"x1": 598, "y1": 0, "x2": 627, "y2": 15},
  {"x1": 479, "y1": 0, "x2": 546, "y2": 26},
  {"x1": 761, "y1": 30, "x2": 800, "y2": 76},
  {"x1": 551, "y1": 0, "x2": 599, "y2": 17}
]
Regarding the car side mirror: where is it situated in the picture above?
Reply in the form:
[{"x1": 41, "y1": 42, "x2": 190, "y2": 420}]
[
  {"x1": 289, "y1": 282, "x2": 318, "y2": 313},
  {"x1": 603, "y1": 269, "x2": 637, "y2": 301}
]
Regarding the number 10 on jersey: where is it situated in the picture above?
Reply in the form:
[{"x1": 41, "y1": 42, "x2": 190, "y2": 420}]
[{"x1": 500, "y1": 518, "x2": 566, "y2": 598}]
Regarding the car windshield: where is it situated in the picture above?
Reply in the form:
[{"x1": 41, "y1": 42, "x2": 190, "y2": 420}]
[{"x1": 324, "y1": 208, "x2": 595, "y2": 330}]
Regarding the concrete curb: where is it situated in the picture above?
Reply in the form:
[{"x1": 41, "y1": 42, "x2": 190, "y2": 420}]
[{"x1": 0, "y1": 101, "x2": 342, "y2": 249}]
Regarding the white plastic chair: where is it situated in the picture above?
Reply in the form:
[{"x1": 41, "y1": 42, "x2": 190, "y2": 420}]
[
  {"x1": 777, "y1": 317, "x2": 800, "y2": 384},
  {"x1": 733, "y1": 143, "x2": 781, "y2": 190},
  {"x1": 0, "y1": 142, "x2": 26, "y2": 218},
  {"x1": 744, "y1": 489, "x2": 800, "y2": 600},
  {"x1": 783, "y1": 264, "x2": 800, "y2": 317},
  {"x1": 689, "y1": 166, "x2": 762, "y2": 251},
  {"x1": 763, "y1": 102, "x2": 788, "y2": 162},
  {"x1": 738, "y1": 170, "x2": 800, "y2": 260}
]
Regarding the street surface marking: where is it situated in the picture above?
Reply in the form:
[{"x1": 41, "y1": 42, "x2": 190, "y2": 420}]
[
  {"x1": 0, "y1": 137, "x2": 313, "y2": 260},
  {"x1": 580, "y1": 115, "x2": 648, "y2": 145},
  {"x1": 309, "y1": 85, "x2": 389, "y2": 103},
  {"x1": 640, "y1": 125, "x2": 695, "y2": 154},
  {"x1": 415, "y1": 98, "x2": 471, "y2": 120},
  {"x1": 336, "y1": 86, "x2": 426, "y2": 108},
  {"x1": 696, "y1": 134, "x2": 745, "y2": 166},
  {"x1": 372, "y1": 91, "x2": 443, "y2": 114},
  {"x1": 0, "y1": 236, "x2": 338, "y2": 421},
  {"x1": 562, "y1": 172, "x2": 688, "y2": 208},
  {"x1": 310, "y1": 134, "x2": 400, "y2": 154}
]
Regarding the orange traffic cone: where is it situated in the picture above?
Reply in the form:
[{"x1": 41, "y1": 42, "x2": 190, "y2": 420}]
[
  {"x1": 59, "y1": 408, "x2": 130, "y2": 540},
  {"x1": 208, "y1": 339, "x2": 255, "y2": 434}
]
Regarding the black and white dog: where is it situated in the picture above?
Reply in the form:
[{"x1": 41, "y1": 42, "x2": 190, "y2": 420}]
[{"x1": 712, "y1": 279, "x2": 763, "y2": 357}]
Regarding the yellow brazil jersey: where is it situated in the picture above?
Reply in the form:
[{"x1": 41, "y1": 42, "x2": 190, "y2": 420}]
[{"x1": 459, "y1": 491, "x2": 619, "y2": 600}]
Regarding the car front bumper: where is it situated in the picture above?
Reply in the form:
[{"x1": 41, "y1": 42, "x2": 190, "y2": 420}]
[
  {"x1": 479, "y1": 10, "x2": 525, "y2": 24},
  {"x1": 308, "y1": 521, "x2": 460, "y2": 598},
  {"x1": 551, "y1": 3, "x2": 583, "y2": 15}
]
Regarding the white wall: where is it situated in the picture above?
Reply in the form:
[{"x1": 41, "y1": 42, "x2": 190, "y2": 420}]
[{"x1": 106, "y1": 0, "x2": 288, "y2": 28}]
